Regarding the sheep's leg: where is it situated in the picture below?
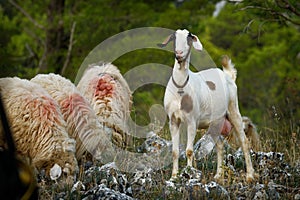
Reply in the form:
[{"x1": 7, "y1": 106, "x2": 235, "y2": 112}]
[
  {"x1": 170, "y1": 118, "x2": 180, "y2": 179},
  {"x1": 186, "y1": 121, "x2": 196, "y2": 167},
  {"x1": 214, "y1": 139, "x2": 224, "y2": 182},
  {"x1": 228, "y1": 99, "x2": 255, "y2": 182}
]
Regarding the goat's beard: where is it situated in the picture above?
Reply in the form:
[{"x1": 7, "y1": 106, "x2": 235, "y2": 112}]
[
  {"x1": 176, "y1": 59, "x2": 188, "y2": 70},
  {"x1": 176, "y1": 55, "x2": 187, "y2": 63},
  {"x1": 175, "y1": 51, "x2": 191, "y2": 69},
  {"x1": 176, "y1": 59, "x2": 183, "y2": 64}
]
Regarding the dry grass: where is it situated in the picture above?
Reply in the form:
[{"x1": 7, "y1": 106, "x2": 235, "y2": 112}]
[{"x1": 36, "y1": 113, "x2": 300, "y2": 199}]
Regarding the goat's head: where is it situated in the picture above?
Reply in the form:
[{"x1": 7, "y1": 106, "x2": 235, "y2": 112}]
[
  {"x1": 242, "y1": 116, "x2": 255, "y2": 135},
  {"x1": 158, "y1": 29, "x2": 203, "y2": 65}
]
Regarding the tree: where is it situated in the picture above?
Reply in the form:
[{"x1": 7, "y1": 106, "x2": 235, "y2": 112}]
[
  {"x1": 206, "y1": 3, "x2": 300, "y2": 127},
  {"x1": 234, "y1": 0, "x2": 300, "y2": 26},
  {"x1": 7, "y1": 0, "x2": 74, "y2": 75}
]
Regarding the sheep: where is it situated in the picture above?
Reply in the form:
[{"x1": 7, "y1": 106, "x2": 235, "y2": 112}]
[
  {"x1": 158, "y1": 29, "x2": 256, "y2": 182},
  {"x1": 227, "y1": 116, "x2": 261, "y2": 152},
  {"x1": 31, "y1": 73, "x2": 114, "y2": 161},
  {"x1": 76, "y1": 62, "x2": 132, "y2": 147},
  {"x1": 0, "y1": 77, "x2": 78, "y2": 182}
]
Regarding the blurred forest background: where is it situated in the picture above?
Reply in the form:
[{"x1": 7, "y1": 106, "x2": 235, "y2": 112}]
[{"x1": 1, "y1": 0, "x2": 299, "y2": 158}]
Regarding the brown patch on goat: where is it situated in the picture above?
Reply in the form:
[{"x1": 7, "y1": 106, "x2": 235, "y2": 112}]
[
  {"x1": 172, "y1": 151, "x2": 178, "y2": 159},
  {"x1": 171, "y1": 113, "x2": 181, "y2": 127},
  {"x1": 206, "y1": 81, "x2": 216, "y2": 90},
  {"x1": 186, "y1": 149, "x2": 193, "y2": 159},
  {"x1": 181, "y1": 94, "x2": 193, "y2": 113}
]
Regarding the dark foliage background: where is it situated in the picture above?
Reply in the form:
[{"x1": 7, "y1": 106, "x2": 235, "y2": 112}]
[{"x1": 1, "y1": 0, "x2": 299, "y2": 161}]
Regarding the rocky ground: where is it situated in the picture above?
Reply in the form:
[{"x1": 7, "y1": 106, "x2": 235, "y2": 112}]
[{"x1": 38, "y1": 133, "x2": 300, "y2": 200}]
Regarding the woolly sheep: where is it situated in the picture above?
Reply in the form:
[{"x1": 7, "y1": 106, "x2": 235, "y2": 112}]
[
  {"x1": 31, "y1": 73, "x2": 114, "y2": 160},
  {"x1": 77, "y1": 62, "x2": 132, "y2": 147},
  {"x1": 0, "y1": 77, "x2": 78, "y2": 181},
  {"x1": 159, "y1": 29, "x2": 255, "y2": 182}
]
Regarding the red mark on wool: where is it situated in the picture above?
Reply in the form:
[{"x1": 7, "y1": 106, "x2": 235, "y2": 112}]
[
  {"x1": 31, "y1": 95, "x2": 60, "y2": 121},
  {"x1": 61, "y1": 93, "x2": 87, "y2": 114},
  {"x1": 92, "y1": 74, "x2": 115, "y2": 99}
]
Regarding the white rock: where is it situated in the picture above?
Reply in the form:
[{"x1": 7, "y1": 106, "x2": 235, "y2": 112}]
[
  {"x1": 50, "y1": 163, "x2": 62, "y2": 181},
  {"x1": 71, "y1": 181, "x2": 86, "y2": 192}
]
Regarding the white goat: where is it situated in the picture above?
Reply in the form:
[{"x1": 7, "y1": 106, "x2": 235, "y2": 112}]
[{"x1": 159, "y1": 29, "x2": 255, "y2": 182}]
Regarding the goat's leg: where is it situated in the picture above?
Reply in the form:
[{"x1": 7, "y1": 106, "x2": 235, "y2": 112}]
[
  {"x1": 228, "y1": 99, "x2": 255, "y2": 182},
  {"x1": 214, "y1": 139, "x2": 224, "y2": 182},
  {"x1": 186, "y1": 121, "x2": 196, "y2": 167},
  {"x1": 170, "y1": 120, "x2": 180, "y2": 179}
]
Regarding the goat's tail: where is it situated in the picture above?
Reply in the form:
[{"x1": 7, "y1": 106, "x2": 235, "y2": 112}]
[{"x1": 221, "y1": 55, "x2": 237, "y2": 82}]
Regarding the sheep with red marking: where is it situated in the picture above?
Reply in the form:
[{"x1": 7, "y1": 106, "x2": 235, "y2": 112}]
[
  {"x1": 0, "y1": 77, "x2": 78, "y2": 182},
  {"x1": 77, "y1": 62, "x2": 132, "y2": 147},
  {"x1": 31, "y1": 73, "x2": 114, "y2": 160}
]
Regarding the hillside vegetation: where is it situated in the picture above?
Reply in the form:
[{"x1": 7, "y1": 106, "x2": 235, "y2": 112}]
[{"x1": 1, "y1": 0, "x2": 299, "y2": 178}]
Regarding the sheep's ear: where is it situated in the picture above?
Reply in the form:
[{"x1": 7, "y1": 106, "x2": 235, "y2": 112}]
[
  {"x1": 157, "y1": 33, "x2": 174, "y2": 48},
  {"x1": 191, "y1": 34, "x2": 203, "y2": 51}
]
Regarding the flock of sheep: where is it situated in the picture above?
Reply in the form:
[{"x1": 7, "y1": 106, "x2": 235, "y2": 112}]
[{"x1": 0, "y1": 63, "x2": 132, "y2": 183}]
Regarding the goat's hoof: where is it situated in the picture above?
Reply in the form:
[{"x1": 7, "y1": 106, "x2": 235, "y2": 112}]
[
  {"x1": 214, "y1": 174, "x2": 221, "y2": 180},
  {"x1": 246, "y1": 173, "x2": 258, "y2": 183},
  {"x1": 246, "y1": 170, "x2": 259, "y2": 183},
  {"x1": 169, "y1": 175, "x2": 179, "y2": 183},
  {"x1": 246, "y1": 175, "x2": 254, "y2": 183},
  {"x1": 214, "y1": 174, "x2": 224, "y2": 184}
]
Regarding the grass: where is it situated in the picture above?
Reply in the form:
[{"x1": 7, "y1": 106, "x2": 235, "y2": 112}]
[{"x1": 36, "y1": 112, "x2": 300, "y2": 199}]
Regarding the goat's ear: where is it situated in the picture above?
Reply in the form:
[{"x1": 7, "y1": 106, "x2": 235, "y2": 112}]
[
  {"x1": 157, "y1": 33, "x2": 174, "y2": 48},
  {"x1": 191, "y1": 34, "x2": 203, "y2": 51},
  {"x1": 248, "y1": 122, "x2": 254, "y2": 130}
]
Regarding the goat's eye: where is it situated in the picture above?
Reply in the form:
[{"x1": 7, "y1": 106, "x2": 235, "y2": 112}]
[
  {"x1": 187, "y1": 36, "x2": 193, "y2": 45},
  {"x1": 170, "y1": 34, "x2": 175, "y2": 41}
]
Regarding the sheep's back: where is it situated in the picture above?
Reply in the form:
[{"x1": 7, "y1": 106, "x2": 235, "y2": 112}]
[
  {"x1": 31, "y1": 73, "x2": 110, "y2": 159},
  {"x1": 77, "y1": 63, "x2": 132, "y2": 147},
  {"x1": 0, "y1": 77, "x2": 77, "y2": 175}
]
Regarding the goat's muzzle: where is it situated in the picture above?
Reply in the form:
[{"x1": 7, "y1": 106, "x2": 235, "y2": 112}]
[
  {"x1": 175, "y1": 51, "x2": 184, "y2": 63},
  {"x1": 176, "y1": 55, "x2": 183, "y2": 63}
]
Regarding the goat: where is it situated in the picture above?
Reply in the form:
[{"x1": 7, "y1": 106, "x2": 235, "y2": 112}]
[
  {"x1": 221, "y1": 56, "x2": 261, "y2": 151},
  {"x1": 227, "y1": 116, "x2": 261, "y2": 152},
  {"x1": 158, "y1": 29, "x2": 255, "y2": 182}
]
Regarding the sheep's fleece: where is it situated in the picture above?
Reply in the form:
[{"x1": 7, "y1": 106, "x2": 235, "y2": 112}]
[
  {"x1": 31, "y1": 73, "x2": 114, "y2": 160},
  {"x1": 0, "y1": 77, "x2": 78, "y2": 179},
  {"x1": 77, "y1": 62, "x2": 132, "y2": 147}
]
